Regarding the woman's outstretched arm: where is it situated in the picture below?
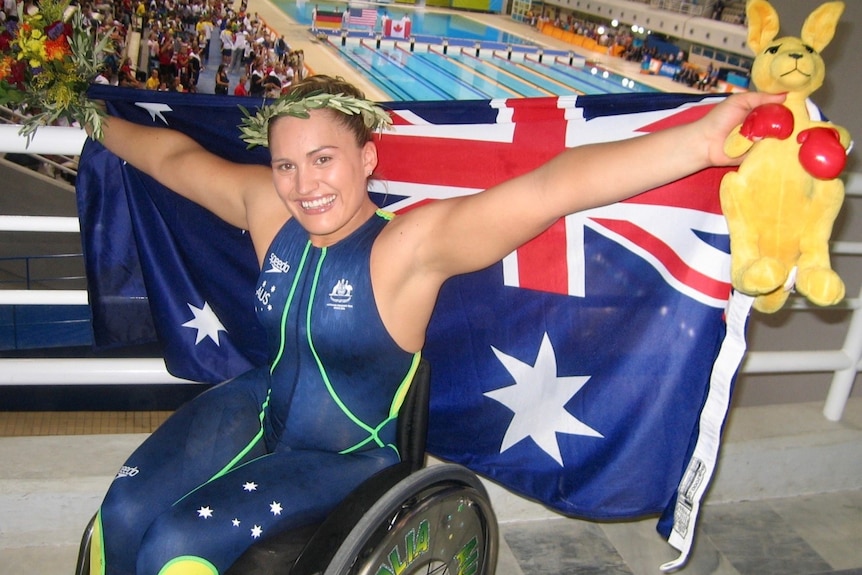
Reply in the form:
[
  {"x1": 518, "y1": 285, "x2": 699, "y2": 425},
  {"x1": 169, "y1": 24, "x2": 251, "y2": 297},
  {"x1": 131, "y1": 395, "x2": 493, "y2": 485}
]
[
  {"x1": 96, "y1": 115, "x2": 274, "y2": 231},
  {"x1": 401, "y1": 91, "x2": 787, "y2": 281}
]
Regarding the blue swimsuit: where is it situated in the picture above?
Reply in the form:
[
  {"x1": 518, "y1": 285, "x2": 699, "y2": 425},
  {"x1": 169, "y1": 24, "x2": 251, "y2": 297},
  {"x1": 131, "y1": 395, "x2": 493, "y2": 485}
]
[{"x1": 94, "y1": 211, "x2": 420, "y2": 575}]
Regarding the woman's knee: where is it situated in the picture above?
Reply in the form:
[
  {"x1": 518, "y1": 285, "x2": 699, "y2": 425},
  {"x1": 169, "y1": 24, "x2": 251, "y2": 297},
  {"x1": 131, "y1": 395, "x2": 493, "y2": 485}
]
[
  {"x1": 100, "y1": 478, "x2": 154, "y2": 543},
  {"x1": 136, "y1": 511, "x2": 220, "y2": 575}
]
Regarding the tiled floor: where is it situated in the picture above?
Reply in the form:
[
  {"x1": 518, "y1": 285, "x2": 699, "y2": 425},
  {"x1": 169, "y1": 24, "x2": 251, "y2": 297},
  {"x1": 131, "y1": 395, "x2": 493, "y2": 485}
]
[
  {"x1": 1, "y1": 409, "x2": 859, "y2": 575},
  {"x1": 494, "y1": 490, "x2": 862, "y2": 575},
  {"x1": 0, "y1": 410, "x2": 171, "y2": 436}
]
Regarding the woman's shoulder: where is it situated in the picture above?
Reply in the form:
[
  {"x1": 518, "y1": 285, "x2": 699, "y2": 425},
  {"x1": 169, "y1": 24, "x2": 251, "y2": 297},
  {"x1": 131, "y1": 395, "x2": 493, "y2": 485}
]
[{"x1": 244, "y1": 173, "x2": 289, "y2": 219}]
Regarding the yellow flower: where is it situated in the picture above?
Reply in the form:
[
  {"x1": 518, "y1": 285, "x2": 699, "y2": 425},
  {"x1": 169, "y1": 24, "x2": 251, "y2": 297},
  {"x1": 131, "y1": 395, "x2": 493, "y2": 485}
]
[{"x1": 17, "y1": 28, "x2": 49, "y2": 67}]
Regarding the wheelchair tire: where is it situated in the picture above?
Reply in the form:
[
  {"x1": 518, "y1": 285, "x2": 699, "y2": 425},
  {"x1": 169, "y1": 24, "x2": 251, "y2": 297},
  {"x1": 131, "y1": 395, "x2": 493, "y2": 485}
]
[{"x1": 323, "y1": 463, "x2": 498, "y2": 575}]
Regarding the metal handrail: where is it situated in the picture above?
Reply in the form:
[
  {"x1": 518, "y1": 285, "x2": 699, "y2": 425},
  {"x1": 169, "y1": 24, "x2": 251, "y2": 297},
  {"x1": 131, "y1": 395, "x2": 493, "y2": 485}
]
[
  {"x1": 1, "y1": 107, "x2": 81, "y2": 181},
  {"x1": 0, "y1": 253, "x2": 86, "y2": 289}
]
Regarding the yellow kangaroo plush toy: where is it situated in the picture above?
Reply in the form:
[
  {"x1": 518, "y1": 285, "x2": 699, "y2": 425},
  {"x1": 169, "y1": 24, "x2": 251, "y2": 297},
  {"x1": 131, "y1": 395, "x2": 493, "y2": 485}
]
[{"x1": 720, "y1": 0, "x2": 852, "y2": 313}]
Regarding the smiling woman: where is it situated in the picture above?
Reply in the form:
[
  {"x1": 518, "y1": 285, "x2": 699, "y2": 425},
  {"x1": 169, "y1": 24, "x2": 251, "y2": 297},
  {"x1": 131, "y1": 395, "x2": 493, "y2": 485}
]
[
  {"x1": 81, "y1": 72, "x2": 782, "y2": 574},
  {"x1": 264, "y1": 79, "x2": 384, "y2": 248}
]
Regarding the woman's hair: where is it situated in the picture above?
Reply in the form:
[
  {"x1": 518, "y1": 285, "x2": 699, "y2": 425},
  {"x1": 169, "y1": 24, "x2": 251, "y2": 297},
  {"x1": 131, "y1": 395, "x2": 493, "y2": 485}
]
[{"x1": 268, "y1": 75, "x2": 374, "y2": 148}]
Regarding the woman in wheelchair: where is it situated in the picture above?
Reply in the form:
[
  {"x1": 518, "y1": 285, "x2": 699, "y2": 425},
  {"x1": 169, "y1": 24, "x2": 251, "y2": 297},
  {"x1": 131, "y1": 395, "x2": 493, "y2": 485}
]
[{"x1": 85, "y1": 75, "x2": 783, "y2": 575}]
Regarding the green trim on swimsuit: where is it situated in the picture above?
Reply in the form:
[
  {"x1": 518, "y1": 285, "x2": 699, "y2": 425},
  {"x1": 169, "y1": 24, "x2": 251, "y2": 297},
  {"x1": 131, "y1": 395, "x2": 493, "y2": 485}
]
[
  {"x1": 271, "y1": 241, "x2": 313, "y2": 374},
  {"x1": 184, "y1": 241, "x2": 317, "y2": 493},
  {"x1": 172, "y1": 243, "x2": 317, "y2": 504},
  {"x1": 206, "y1": 389, "x2": 271, "y2": 484},
  {"x1": 306, "y1": 248, "x2": 378, "y2": 441},
  {"x1": 91, "y1": 509, "x2": 105, "y2": 575},
  {"x1": 304, "y1": 246, "x2": 421, "y2": 456},
  {"x1": 389, "y1": 353, "x2": 421, "y2": 419},
  {"x1": 375, "y1": 208, "x2": 395, "y2": 221}
]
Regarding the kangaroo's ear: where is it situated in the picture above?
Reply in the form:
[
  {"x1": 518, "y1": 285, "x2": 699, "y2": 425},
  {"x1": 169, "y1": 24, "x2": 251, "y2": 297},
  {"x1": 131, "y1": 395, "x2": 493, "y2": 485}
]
[
  {"x1": 746, "y1": 0, "x2": 781, "y2": 54},
  {"x1": 801, "y1": 1, "x2": 844, "y2": 53}
]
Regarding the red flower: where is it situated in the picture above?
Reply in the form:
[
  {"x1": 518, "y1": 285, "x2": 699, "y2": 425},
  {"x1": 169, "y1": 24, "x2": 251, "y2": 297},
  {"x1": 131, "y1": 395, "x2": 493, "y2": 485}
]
[
  {"x1": 45, "y1": 36, "x2": 72, "y2": 60},
  {"x1": 0, "y1": 30, "x2": 13, "y2": 52},
  {"x1": 9, "y1": 59, "x2": 27, "y2": 90}
]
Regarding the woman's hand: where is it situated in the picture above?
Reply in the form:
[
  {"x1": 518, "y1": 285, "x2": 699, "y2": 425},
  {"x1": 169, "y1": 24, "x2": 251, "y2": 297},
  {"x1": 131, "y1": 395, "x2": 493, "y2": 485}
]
[{"x1": 700, "y1": 91, "x2": 787, "y2": 167}]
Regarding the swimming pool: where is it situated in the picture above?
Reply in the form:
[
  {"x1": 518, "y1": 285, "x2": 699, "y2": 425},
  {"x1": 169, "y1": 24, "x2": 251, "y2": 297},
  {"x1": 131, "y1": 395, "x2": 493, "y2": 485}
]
[
  {"x1": 331, "y1": 38, "x2": 658, "y2": 100},
  {"x1": 272, "y1": 1, "x2": 658, "y2": 100}
]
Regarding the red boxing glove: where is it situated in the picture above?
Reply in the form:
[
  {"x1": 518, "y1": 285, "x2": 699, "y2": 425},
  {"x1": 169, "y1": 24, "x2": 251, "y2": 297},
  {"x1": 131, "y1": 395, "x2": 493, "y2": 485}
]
[
  {"x1": 739, "y1": 103, "x2": 795, "y2": 141},
  {"x1": 797, "y1": 127, "x2": 847, "y2": 180}
]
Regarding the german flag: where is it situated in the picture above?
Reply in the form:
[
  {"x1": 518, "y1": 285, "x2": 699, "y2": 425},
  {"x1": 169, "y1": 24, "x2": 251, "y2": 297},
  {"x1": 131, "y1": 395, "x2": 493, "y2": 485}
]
[{"x1": 313, "y1": 9, "x2": 342, "y2": 30}]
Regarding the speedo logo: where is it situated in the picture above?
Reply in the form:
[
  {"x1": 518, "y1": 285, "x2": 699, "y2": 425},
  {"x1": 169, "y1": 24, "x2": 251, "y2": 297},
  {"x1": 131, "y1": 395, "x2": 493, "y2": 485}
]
[
  {"x1": 116, "y1": 465, "x2": 139, "y2": 479},
  {"x1": 265, "y1": 253, "x2": 290, "y2": 274}
]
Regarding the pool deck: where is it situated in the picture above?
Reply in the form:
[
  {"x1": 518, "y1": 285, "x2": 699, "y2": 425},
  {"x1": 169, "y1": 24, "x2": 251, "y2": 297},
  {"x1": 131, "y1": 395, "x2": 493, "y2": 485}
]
[{"x1": 245, "y1": 0, "x2": 702, "y2": 101}]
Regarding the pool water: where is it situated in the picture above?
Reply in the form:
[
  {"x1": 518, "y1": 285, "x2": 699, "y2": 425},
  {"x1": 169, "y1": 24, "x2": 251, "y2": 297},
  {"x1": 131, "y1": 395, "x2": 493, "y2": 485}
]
[{"x1": 332, "y1": 38, "x2": 658, "y2": 100}]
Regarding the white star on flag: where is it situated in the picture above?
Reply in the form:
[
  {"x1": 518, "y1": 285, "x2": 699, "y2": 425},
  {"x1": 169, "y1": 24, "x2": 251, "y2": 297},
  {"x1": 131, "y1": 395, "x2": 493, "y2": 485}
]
[
  {"x1": 197, "y1": 506, "x2": 213, "y2": 519},
  {"x1": 232, "y1": 518, "x2": 241, "y2": 527},
  {"x1": 135, "y1": 102, "x2": 173, "y2": 124},
  {"x1": 182, "y1": 302, "x2": 227, "y2": 345},
  {"x1": 251, "y1": 525, "x2": 263, "y2": 539},
  {"x1": 484, "y1": 332, "x2": 603, "y2": 466},
  {"x1": 270, "y1": 501, "x2": 283, "y2": 515},
  {"x1": 243, "y1": 481, "x2": 258, "y2": 492}
]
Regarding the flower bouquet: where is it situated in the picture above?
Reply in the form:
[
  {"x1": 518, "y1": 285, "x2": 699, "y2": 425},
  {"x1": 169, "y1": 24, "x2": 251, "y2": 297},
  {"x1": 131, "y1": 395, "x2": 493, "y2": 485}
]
[{"x1": 0, "y1": 0, "x2": 113, "y2": 145}]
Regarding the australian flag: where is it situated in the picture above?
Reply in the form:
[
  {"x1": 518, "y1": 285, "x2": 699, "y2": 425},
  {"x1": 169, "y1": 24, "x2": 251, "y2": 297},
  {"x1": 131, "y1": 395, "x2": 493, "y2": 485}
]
[{"x1": 76, "y1": 86, "x2": 750, "y2": 567}]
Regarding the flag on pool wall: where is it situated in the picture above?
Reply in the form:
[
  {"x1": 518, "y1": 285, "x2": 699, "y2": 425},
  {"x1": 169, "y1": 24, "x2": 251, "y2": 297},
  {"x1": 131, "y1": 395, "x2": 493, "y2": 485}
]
[
  {"x1": 311, "y1": 8, "x2": 343, "y2": 30},
  {"x1": 347, "y1": 7, "x2": 377, "y2": 28},
  {"x1": 77, "y1": 86, "x2": 748, "y2": 568}
]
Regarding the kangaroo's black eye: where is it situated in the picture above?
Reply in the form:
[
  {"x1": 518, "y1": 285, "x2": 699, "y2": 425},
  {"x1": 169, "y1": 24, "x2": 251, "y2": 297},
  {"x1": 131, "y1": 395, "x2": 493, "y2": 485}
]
[
  {"x1": 804, "y1": 44, "x2": 816, "y2": 54},
  {"x1": 766, "y1": 45, "x2": 779, "y2": 54}
]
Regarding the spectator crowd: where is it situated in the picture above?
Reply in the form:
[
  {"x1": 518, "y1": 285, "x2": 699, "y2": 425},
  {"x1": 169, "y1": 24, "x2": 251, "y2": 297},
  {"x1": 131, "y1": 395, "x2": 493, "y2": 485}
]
[{"x1": 1, "y1": 0, "x2": 308, "y2": 96}]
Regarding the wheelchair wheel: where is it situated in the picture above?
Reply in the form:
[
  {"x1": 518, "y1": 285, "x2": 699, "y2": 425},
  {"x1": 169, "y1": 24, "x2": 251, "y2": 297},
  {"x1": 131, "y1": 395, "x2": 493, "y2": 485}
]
[{"x1": 323, "y1": 463, "x2": 498, "y2": 575}]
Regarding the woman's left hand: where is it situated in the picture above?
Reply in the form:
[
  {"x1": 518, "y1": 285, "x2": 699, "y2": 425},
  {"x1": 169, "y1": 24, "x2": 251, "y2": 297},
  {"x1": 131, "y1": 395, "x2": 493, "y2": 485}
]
[{"x1": 701, "y1": 91, "x2": 787, "y2": 167}]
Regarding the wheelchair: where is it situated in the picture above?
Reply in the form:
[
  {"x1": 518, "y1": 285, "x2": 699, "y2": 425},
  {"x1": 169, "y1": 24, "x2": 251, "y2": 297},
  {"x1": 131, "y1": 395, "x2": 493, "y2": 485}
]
[{"x1": 75, "y1": 359, "x2": 499, "y2": 574}]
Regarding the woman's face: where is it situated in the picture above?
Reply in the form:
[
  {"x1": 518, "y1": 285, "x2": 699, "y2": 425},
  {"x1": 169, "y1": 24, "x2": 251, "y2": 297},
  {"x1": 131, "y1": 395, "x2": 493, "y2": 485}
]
[{"x1": 269, "y1": 110, "x2": 378, "y2": 247}]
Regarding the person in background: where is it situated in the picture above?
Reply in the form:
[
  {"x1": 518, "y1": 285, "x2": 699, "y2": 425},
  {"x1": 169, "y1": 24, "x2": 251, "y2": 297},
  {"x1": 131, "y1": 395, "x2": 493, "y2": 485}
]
[
  {"x1": 219, "y1": 24, "x2": 233, "y2": 66},
  {"x1": 145, "y1": 68, "x2": 160, "y2": 90},
  {"x1": 187, "y1": 47, "x2": 202, "y2": 92},
  {"x1": 234, "y1": 74, "x2": 248, "y2": 96},
  {"x1": 118, "y1": 57, "x2": 142, "y2": 88},
  {"x1": 214, "y1": 63, "x2": 230, "y2": 95}
]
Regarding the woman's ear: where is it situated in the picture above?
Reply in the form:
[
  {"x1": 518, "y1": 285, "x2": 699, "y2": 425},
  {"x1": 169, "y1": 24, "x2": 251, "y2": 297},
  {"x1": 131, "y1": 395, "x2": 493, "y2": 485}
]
[{"x1": 363, "y1": 140, "x2": 379, "y2": 176}]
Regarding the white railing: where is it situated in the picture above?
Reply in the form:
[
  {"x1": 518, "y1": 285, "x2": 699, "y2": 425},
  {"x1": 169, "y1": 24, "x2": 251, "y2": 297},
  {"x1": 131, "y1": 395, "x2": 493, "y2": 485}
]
[
  {"x1": 649, "y1": 0, "x2": 708, "y2": 18},
  {"x1": 1, "y1": 126, "x2": 860, "y2": 420}
]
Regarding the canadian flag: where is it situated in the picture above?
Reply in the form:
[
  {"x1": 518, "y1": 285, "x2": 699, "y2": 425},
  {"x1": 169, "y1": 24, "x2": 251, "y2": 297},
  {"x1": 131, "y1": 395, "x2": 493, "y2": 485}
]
[{"x1": 383, "y1": 15, "x2": 411, "y2": 39}]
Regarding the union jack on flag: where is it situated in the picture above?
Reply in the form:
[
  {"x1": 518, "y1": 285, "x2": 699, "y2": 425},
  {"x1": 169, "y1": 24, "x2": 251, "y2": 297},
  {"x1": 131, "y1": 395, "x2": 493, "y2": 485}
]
[{"x1": 77, "y1": 87, "x2": 750, "y2": 569}]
